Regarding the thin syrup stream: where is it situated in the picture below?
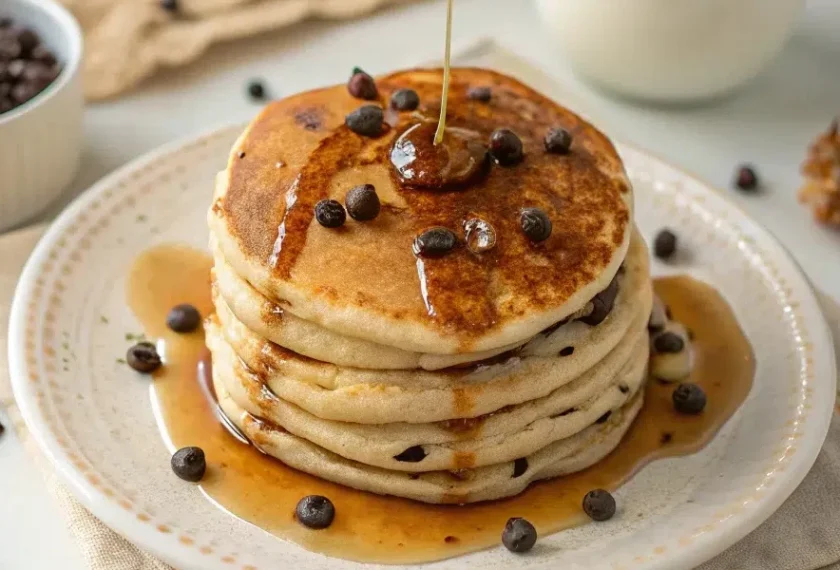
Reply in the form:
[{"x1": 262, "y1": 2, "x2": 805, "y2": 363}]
[{"x1": 433, "y1": 0, "x2": 454, "y2": 146}]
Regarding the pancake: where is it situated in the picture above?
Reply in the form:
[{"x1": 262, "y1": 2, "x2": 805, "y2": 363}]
[
  {"x1": 211, "y1": 323, "x2": 647, "y2": 471},
  {"x1": 212, "y1": 228, "x2": 649, "y2": 370},
  {"x1": 215, "y1": 370, "x2": 643, "y2": 504},
  {"x1": 209, "y1": 67, "x2": 632, "y2": 355}
]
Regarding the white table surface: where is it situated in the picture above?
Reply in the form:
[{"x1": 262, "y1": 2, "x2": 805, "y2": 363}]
[{"x1": 1, "y1": 0, "x2": 839, "y2": 568}]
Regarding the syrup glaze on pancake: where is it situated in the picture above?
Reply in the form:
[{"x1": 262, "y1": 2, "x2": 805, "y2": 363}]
[{"x1": 217, "y1": 68, "x2": 631, "y2": 351}]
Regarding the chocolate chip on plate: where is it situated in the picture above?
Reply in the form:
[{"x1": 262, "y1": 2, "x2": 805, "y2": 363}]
[
  {"x1": 246, "y1": 79, "x2": 267, "y2": 101},
  {"x1": 673, "y1": 383, "x2": 707, "y2": 414},
  {"x1": 345, "y1": 105, "x2": 384, "y2": 137},
  {"x1": 512, "y1": 457, "x2": 528, "y2": 478},
  {"x1": 735, "y1": 165, "x2": 759, "y2": 191},
  {"x1": 166, "y1": 304, "x2": 201, "y2": 333},
  {"x1": 467, "y1": 86, "x2": 492, "y2": 102},
  {"x1": 126, "y1": 342, "x2": 161, "y2": 373},
  {"x1": 413, "y1": 228, "x2": 458, "y2": 258},
  {"x1": 171, "y1": 446, "x2": 206, "y2": 482},
  {"x1": 345, "y1": 184, "x2": 380, "y2": 221},
  {"x1": 314, "y1": 199, "x2": 346, "y2": 228},
  {"x1": 390, "y1": 88, "x2": 420, "y2": 111},
  {"x1": 489, "y1": 128, "x2": 523, "y2": 165},
  {"x1": 347, "y1": 70, "x2": 377, "y2": 100},
  {"x1": 394, "y1": 445, "x2": 428, "y2": 463},
  {"x1": 653, "y1": 229, "x2": 677, "y2": 260},
  {"x1": 653, "y1": 331, "x2": 685, "y2": 354},
  {"x1": 582, "y1": 489, "x2": 616, "y2": 521},
  {"x1": 296, "y1": 495, "x2": 336, "y2": 529},
  {"x1": 519, "y1": 207, "x2": 552, "y2": 243},
  {"x1": 544, "y1": 127, "x2": 573, "y2": 154},
  {"x1": 501, "y1": 517, "x2": 537, "y2": 553}
]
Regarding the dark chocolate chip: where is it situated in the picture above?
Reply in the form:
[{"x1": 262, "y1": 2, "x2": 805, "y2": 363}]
[
  {"x1": 166, "y1": 304, "x2": 201, "y2": 333},
  {"x1": 550, "y1": 408, "x2": 575, "y2": 419},
  {"x1": 502, "y1": 517, "x2": 537, "y2": 553},
  {"x1": 579, "y1": 276, "x2": 619, "y2": 326},
  {"x1": 160, "y1": 0, "x2": 179, "y2": 12},
  {"x1": 735, "y1": 165, "x2": 759, "y2": 191},
  {"x1": 467, "y1": 86, "x2": 492, "y2": 102},
  {"x1": 544, "y1": 127, "x2": 573, "y2": 154},
  {"x1": 512, "y1": 458, "x2": 528, "y2": 478},
  {"x1": 126, "y1": 342, "x2": 161, "y2": 373},
  {"x1": 390, "y1": 88, "x2": 420, "y2": 111},
  {"x1": 582, "y1": 489, "x2": 616, "y2": 521},
  {"x1": 345, "y1": 184, "x2": 380, "y2": 221},
  {"x1": 519, "y1": 207, "x2": 552, "y2": 242},
  {"x1": 348, "y1": 71, "x2": 377, "y2": 100},
  {"x1": 654, "y1": 332, "x2": 684, "y2": 354},
  {"x1": 295, "y1": 495, "x2": 335, "y2": 529},
  {"x1": 654, "y1": 229, "x2": 677, "y2": 260},
  {"x1": 673, "y1": 383, "x2": 707, "y2": 414},
  {"x1": 14, "y1": 29, "x2": 38, "y2": 55},
  {"x1": 247, "y1": 79, "x2": 266, "y2": 101},
  {"x1": 0, "y1": 420, "x2": 4, "y2": 436},
  {"x1": 394, "y1": 445, "x2": 427, "y2": 463},
  {"x1": 314, "y1": 199, "x2": 346, "y2": 228},
  {"x1": 30, "y1": 44, "x2": 56, "y2": 66},
  {"x1": 171, "y1": 446, "x2": 206, "y2": 482},
  {"x1": 660, "y1": 432, "x2": 673, "y2": 444},
  {"x1": 0, "y1": 39, "x2": 21, "y2": 61},
  {"x1": 345, "y1": 105, "x2": 384, "y2": 137},
  {"x1": 413, "y1": 227, "x2": 458, "y2": 258},
  {"x1": 238, "y1": 151, "x2": 246, "y2": 159},
  {"x1": 618, "y1": 383, "x2": 630, "y2": 394},
  {"x1": 0, "y1": 18, "x2": 12, "y2": 29},
  {"x1": 489, "y1": 128, "x2": 523, "y2": 165},
  {"x1": 559, "y1": 346, "x2": 574, "y2": 357},
  {"x1": 595, "y1": 411, "x2": 612, "y2": 424}
]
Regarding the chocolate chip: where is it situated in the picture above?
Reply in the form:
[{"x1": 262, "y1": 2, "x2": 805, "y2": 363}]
[
  {"x1": 654, "y1": 332, "x2": 684, "y2": 354},
  {"x1": 512, "y1": 458, "x2": 528, "y2": 478},
  {"x1": 735, "y1": 165, "x2": 759, "y2": 191},
  {"x1": 489, "y1": 128, "x2": 523, "y2": 165},
  {"x1": 544, "y1": 127, "x2": 573, "y2": 154},
  {"x1": 314, "y1": 199, "x2": 346, "y2": 228},
  {"x1": 660, "y1": 432, "x2": 673, "y2": 444},
  {"x1": 390, "y1": 88, "x2": 419, "y2": 111},
  {"x1": 237, "y1": 151, "x2": 246, "y2": 159},
  {"x1": 345, "y1": 105, "x2": 384, "y2": 137},
  {"x1": 501, "y1": 518, "x2": 537, "y2": 553},
  {"x1": 394, "y1": 445, "x2": 427, "y2": 462},
  {"x1": 596, "y1": 410, "x2": 612, "y2": 424},
  {"x1": 14, "y1": 29, "x2": 38, "y2": 55},
  {"x1": 160, "y1": 0, "x2": 179, "y2": 12},
  {"x1": 550, "y1": 408, "x2": 575, "y2": 419},
  {"x1": 618, "y1": 383, "x2": 630, "y2": 394},
  {"x1": 348, "y1": 71, "x2": 377, "y2": 100},
  {"x1": 0, "y1": 420, "x2": 4, "y2": 436},
  {"x1": 345, "y1": 184, "x2": 380, "y2": 221},
  {"x1": 166, "y1": 304, "x2": 201, "y2": 333},
  {"x1": 126, "y1": 342, "x2": 161, "y2": 373},
  {"x1": 519, "y1": 207, "x2": 552, "y2": 242},
  {"x1": 582, "y1": 489, "x2": 616, "y2": 521},
  {"x1": 413, "y1": 228, "x2": 458, "y2": 258},
  {"x1": 30, "y1": 44, "x2": 56, "y2": 66},
  {"x1": 467, "y1": 86, "x2": 492, "y2": 102},
  {"x1": 247, "y1": 79, "x2": 266, "y2": 101},
  {"x1": 654, "y1": 229, "x2": 677, "y2": 259},
  {"x1": 6, "y1": 59, "x2": 25, "y2": 80},
  {"x1": 673, "y1": 383, "x2": 706, "y2": 414},
  {"x1": 559, "y1": 346, "x2": 574, "y2": 357},
  {"x1": 296, "y1": 495, "x2": 335, "y2": 529},
  {"x1": 171, "y1": 446, "x2": 206, "y2": 482},
  {"x1": 0, "y1": 18, "x2": 12, "y2": 29},
  {"x1": 579, "y1": 276, "x2": 619, "y2": 326}
]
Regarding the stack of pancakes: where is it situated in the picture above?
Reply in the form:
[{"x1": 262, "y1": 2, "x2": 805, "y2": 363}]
[{"x1": 206, "y1": 68, "x2": 652, "y2": 504}]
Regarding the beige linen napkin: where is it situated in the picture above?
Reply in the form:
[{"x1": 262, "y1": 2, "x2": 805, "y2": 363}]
[
  {"x1": 58, "y1": 0, "x2": 414, "y2": 100},
  {"x1": 1, "y1": 226, "x2": 840, "y2": 569}
]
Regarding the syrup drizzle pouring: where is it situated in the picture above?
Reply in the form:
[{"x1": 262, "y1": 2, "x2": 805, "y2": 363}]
[{"x1": 433, "y1": 0, "x2": 454, "y2": 146}]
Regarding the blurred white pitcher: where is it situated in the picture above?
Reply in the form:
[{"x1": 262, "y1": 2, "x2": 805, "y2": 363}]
[{"x1": 534, "y1": 0, "x2": 805, "y2": 103}]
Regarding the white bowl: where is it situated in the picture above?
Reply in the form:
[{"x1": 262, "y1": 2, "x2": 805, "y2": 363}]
[
  {"x1": 0, "y1": 0, "x2": 83, "y2": 232},
  {"x1": 534, "y1": 0, "x2": 805, "y2": 103}
]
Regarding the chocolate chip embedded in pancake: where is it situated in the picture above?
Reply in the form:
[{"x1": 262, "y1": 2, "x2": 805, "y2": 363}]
[{"x1": 210, "y1": 68, "x2": 632, "y2": 355}]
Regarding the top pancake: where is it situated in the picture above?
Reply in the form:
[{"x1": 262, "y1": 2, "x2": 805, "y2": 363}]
[{"x1": 210, "y1": 68, "x2": 632, "y2": 354}]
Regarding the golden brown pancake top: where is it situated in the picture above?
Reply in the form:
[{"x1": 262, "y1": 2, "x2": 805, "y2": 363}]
[{"x1": 218, "y1": 68, "x2": 630, "y2": 343}]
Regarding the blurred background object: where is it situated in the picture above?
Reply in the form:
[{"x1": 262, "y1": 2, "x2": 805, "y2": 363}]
[{"x1": 534, "y1": 0, "x2": 805, "y2": 103}]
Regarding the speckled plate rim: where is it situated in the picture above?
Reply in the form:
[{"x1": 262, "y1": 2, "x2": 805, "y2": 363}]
[{"x1": 8, "y1": 122, "x2": 836, "y2": 570}]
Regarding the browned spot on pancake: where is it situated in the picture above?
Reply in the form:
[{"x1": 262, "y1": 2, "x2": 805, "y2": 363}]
[
  {"x1": 223, "y1": 68, "x2": 629, "y2": 338},
  {"x1": 441, "y1": 492, "x2": 468, "y2": 505},
  {"x1": 447, "y1": 469, "x2": 475, "y2": 482},
  {"x1": 439, "y1": 416, "x2": 485, "y2": 437},
  {"x1": 453, "y1": 451, "x2": 476, "y2": 470},
  {"x1": 260, "y1": 300, "x2": 284, "y2": 325},
  {"x1": 452, "y1": 387, "x2": 475, "y2": 417}
]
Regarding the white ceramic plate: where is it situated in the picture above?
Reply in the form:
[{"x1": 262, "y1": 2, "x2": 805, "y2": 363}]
[{"x1": 8, "y1": 123, "x2": 835, "y2": 570}]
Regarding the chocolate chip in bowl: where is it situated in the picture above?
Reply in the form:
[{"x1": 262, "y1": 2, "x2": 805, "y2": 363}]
[{"x1": 0, "y1": 18, "x2": 61, "y2": 114}]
